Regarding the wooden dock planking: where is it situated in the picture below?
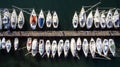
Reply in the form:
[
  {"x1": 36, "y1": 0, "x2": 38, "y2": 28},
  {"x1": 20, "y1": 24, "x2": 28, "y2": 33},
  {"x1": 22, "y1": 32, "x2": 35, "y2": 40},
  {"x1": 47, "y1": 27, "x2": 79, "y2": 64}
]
[{"x1": 0, "y1": 31, "x2": 120, "y2": 37}]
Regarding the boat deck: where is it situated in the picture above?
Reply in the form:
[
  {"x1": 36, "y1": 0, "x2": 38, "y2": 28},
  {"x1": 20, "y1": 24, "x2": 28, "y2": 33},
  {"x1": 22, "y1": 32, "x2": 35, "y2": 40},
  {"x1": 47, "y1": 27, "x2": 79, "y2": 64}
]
[{"x1": 0, "y1": 31, "x2": 120, "y2": 37}]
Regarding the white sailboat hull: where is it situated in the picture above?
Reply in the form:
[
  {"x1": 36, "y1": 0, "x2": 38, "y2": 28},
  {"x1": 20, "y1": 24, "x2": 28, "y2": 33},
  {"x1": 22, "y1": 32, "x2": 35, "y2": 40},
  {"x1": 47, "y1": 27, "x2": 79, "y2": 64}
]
[
  {"x1": 82, "y1": 38, "x2": 89, "y2": 57},
  {"x1": 70, "y1": 38, "x2": 76, "y2": 57},
  {"x1": 64, "y1": 39, "x2": 70, "y2": 57},
  {"x1": 14, "y1": 38, "x2": 19, "y2": 51},
  {"x1": 38, "y1": 10, "x2": 45, "y2": 28},
  {"x1": 96, "y1": 38, "x2": 102, "y2": 55},
  {"x1": 31, "y1": 39, "x2": 38, "y2": 56},
  {"x1": 106, "y1": 10, "x2": 113, "y2": 28},
  {"x1": 26, "y1": 38, "x2": 32, "y2": 51},
  {"x1": 53, "y1": 11, "x2": 59, "y2": 28},
  {"x1": 30, "y1": 9, "x2": 37, "y2": 30},
  {"x1": 58, "y1": 39, "x2": 63, "y2": 57},
  {"x1": 0, "y1": 13, "x2": 2, "y2": 30},
  {"x1": 89, "y1": 38, "x2": 96, "y2": 58},
  {"x1": 11, "y1": 9, "x2": 17, "y2": 29},
  {"x1": 109, "y1": 39, "x2": 116, "y2": 56},
  {"x1": 46, "y1": 11, "x2": 52, "y2": 28},
  {"x1": 77, "y1": 38, "x2": 81, "y2": 51},
  {"x1": 18, "y1": 11, "x2": 25, "y2": 29},
  {"x1": 5, "y1": 40, "x2": 11, "y2": 53},
  {"x1": 72, "y1": 12, "x2": 78, "y2": 29},
  {"x1": 2, "y1": 38, "x2": 6, "y2": 49},
  {"x1": 45, "y1": 40, "x2": 51, "y2": 58},
  {"x1": 103, "y1": 39, "x2": 109, "y2": 56},
  {"x1": 52, "y1": 40, "x2": 57, "y2": 58},
  {"x1": 79, "y1": 7, "x2": 86, "y2": 28},
  {"x1": 39, "y1": 39, "x2": 44, "y2": 56},
  {"x1": 86, "y1": 11, "x2": 93, "y2": 29}
]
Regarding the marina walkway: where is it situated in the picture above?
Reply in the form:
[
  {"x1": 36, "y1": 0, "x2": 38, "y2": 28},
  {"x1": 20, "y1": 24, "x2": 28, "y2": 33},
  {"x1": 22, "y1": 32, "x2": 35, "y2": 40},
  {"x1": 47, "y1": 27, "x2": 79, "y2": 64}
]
[{"x1": 0, "y1": 31, "x2": 120, "y2": 37}]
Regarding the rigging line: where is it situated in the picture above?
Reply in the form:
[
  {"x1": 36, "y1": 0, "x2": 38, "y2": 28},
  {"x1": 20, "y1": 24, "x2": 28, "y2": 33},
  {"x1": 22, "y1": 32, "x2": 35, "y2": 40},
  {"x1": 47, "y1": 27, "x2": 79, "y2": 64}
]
[
  {"x1": 12, "y1": 5, "x2": 31, "y2": 15},
  {"x1": 85, "y1": 2, "x2": 101, "y2": 13}
]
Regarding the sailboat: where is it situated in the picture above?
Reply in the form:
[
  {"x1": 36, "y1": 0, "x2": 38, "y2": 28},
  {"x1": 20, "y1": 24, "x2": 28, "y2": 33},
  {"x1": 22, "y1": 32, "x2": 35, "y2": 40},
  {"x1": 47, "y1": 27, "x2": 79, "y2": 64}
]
[
  {"x1": 38, "y1": 39, "x2": 44, "y2": 56},
  {"x1": 58, "y1": 39, "x2": 64, "y2": 57},
  {"x1": 30, "y1": 9, "x2": 37, "y2": 30},
  {"x1": 53, "y1": 11, "x2": 59, "y2": 28},
  {"x1": 70, "y1": 38, "x2": 77, "y2": 57},
  {"x1": 51, "y1": 40, "x2": 57, "y2": 58},
  {"x1": 26, "y1": 38, "x2": 32, "y2": 52},
  {"x1": 106, "y1": 9, "x2": 113, "y2": 28},
  {"x1": 89, "y1": 38, "x2": 96, "y2": 58},
  {"x1": 79, "y1": 7, "x2": 86, "y2": 28},
  {"x1": 11, "y1": 9, "x2": 17, "y2": 29},
  {"x1": 94, "y1": 8, "x2": 100, "y2": 28},
  {"x1": 82, "y1": 38, "x2": 89, "y2": 57},
  {"x1": 100, "y1": 12, "x2": 106, "y2": 29},
  {"x1": 0, "y1": 12, "x2": 2, "y2": 30},
  {"x1": 72, "y1": 11, "x2": 78, "y2": 29},
  {"x1": 108, "y1": 39, "x2": 116, "y2": 56},
  {"x1": 46, "y1": 11, "x2": 52, "y2": 28},
  {"x1": 113, "y1": 9, "x2": 120, "y2": 28},
  {"x1": 64, "y1": 39, "x2": 70, "y2": 57},
  {"x1": 1, "y1": 37, "x2": 6, "y2": 49},
  {"x1": 14, "y1": 38, "x2": 19, "y2": 51},
  {"x1": 102, "y1": 39, "x2": 109, "y2": 56},
  {"x1": 5, "y1": 40, "x2": 11, "y2": 53},
  {"x1": 86, "y1": 11, "x2": 93, "y2": 29},
  {"x1": 38, "y1": 10, "x2": 45, "y2": 28},
  {"x1": 2, "y1": 8, "x2": 10, "y2": 29},
  {"x1": 45, "y1": 40, "x2": 51, "y2": 58},
  {"x1": 96, "y1": 38, "x2": 102, "y2": 55},
  {"x1": 76, "y1": 37, "x2": 82, "y2": 51},
  {"x1": 18, "y1": 10, "x2": 25, "y2": 29},
  {"x1": 31, "y1": 39, "x2": 38, "y2": 57}
]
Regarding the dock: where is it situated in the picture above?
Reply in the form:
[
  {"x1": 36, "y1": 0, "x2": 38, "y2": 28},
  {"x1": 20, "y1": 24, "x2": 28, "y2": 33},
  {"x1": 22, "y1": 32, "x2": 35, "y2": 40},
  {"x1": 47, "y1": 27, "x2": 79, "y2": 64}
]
[{"x1": 0, "y1": 31, "x2": 120, "y2": 37}]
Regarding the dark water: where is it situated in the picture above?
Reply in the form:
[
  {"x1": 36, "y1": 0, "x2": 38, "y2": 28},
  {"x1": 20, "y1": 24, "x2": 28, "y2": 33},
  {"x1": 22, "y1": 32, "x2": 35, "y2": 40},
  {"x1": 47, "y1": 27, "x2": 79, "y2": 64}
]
[{"x1": 0, "y1": 0, "x2": 120, "y2": 67}]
